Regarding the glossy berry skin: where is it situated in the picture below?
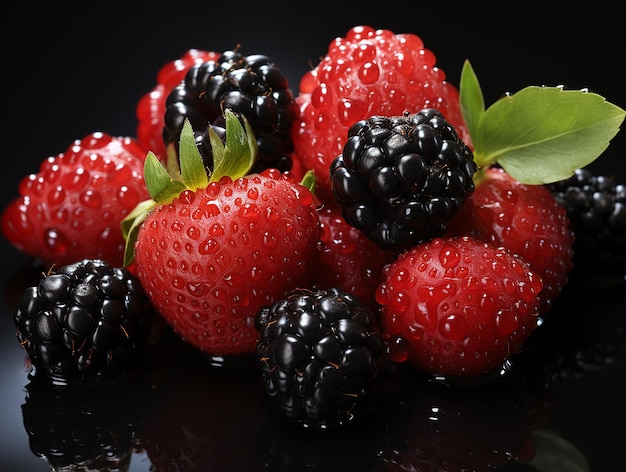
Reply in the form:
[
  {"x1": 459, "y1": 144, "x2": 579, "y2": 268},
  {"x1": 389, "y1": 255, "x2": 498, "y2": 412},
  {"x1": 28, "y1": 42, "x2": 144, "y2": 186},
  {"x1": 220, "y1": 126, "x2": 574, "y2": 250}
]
[
  {"x1": 255, "y1": 287, "x2": 389, "y2": 430},
  {"x1": 291, "y1": 25, "x2": 470, "y2": 203},
  {"x1": 134, "y1": 169, "x2": 321, "y2": 357},
  {"x1": 330, "y1": 109, "x2": 476, "y2": 252},
  {"x1": 1, "y1": 133, "x2": 150, "y2": 268},
  {"x1": 376, "y1": 236, "x2": 543, "y2": 378},
  {"x1": 136, "y1": 49, "x2": 221, "y2": 160},
  {"x1": 14, "y1": 259, "x2": 155, "y2": 384},
  {"x1": 163, "y1": 50, "x2": 296, "y2": 174},
  {"x1": 446, "y1": 166, "x2": 575, "y2": 313},
  {"x1": 547, "y1": 167, "x2": 626, "y2": 283},
  {"x1": 314, "y1": 203, "x2": 395, "y2": 310}
]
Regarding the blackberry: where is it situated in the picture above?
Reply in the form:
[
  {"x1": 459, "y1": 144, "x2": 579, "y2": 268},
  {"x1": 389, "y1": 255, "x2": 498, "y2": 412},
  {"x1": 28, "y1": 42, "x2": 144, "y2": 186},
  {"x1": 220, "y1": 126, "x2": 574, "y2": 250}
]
[
  {"x1": 255, "y1": 287, "x2": 389, "y2": 430},
  {"x1": 547, "y1": 167, "x2": 626, "y2": 283},
  {"x1": 330, "y1": 108, "x2": 477, "y2": 252},
  {"x1": 163, "y1": 49, "x2": 296, "y2": 174},
  {"x1": 14, "y1": 259, "x2": 155, "y2": 385}
]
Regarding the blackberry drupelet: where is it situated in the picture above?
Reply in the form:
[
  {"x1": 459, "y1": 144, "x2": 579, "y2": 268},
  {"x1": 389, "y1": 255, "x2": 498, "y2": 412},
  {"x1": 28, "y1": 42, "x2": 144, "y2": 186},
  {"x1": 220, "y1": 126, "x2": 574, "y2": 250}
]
[
  {"x1": 14, "y1": 259, "x2": 155, "y2": 384},
  {"x1": 255, "y1": 287, "x2": 389, "y2": 430},
  {"x1": 547, "y1": 167, "x2": 626, "y2": 283},
  {"x1": 330, "y1": 108, "x2": 477, "y2": 252},
  {"x1": 163, "y1": 49, "x2": 296, "y2": 173}
]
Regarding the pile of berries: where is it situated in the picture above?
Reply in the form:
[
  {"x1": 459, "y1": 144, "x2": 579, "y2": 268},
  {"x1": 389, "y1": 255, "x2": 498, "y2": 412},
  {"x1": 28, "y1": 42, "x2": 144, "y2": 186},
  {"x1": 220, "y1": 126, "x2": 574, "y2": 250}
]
[{"x1": 3, "y1": 25, "x2": 625, "y2": 439}]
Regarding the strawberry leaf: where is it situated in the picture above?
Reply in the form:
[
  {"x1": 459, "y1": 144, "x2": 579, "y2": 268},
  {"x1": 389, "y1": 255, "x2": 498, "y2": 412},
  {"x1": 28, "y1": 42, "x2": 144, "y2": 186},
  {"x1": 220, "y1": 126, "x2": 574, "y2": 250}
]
[
  {"x1": 209, "y1": 109, "x2": 257, "y2": 182},
  {"x1": 179, "y1": 119, "x2": 209, "y2": 190},
  {"x1": 144, "y1": 151, "x2": 187, "y2": 203},
  {"x1": 461, "y1": 62, "x2": 626, "y2": 184},
  {"x1": 459, "y1": 60, "x2": 485, "y2": 143},
  {"x1": 526, "y1": 429, "x2": 590, "y2": 472},
  {"x1": 300, "y1": 170, "x2": 316, "y2": 194},
  {"x1": 121, "y1": 198, "x2": 156, "y2": 267}
]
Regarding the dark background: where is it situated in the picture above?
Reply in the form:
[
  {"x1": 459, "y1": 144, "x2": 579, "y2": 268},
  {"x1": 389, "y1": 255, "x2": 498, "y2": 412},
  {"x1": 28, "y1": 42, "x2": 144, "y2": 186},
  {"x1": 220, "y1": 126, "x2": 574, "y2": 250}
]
[{"x1": 1, "y1": 2, "x2": 625, "y2": 470}]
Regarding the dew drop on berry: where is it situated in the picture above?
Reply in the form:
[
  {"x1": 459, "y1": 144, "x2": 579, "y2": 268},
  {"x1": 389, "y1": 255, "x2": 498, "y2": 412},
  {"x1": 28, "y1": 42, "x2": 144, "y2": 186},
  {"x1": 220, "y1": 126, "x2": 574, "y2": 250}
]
[
  {"x1": 495, "y1": 310, "x2": 519, "y2": 336},
  {"x1": 337, "y1": 99, "x2": 368, "y2": 127},
  {"x1": 438, "y1": 314, "x2": 467, "y2": 341},
  {"x1": 385, "y1": 335, "x2": 411, "y2": 363},
  {"x1": 439, "y1": 244, "x2": 461, "y2": 268},
  {"x1": 358, "y1": 62, "x2": 380, "y2": 84},
  {"x1": 43, "y1": 228, "x2": 69, "y2": 256},
  {"x1": 199, "y1": 238, "x2": 220, "y2": 255}
]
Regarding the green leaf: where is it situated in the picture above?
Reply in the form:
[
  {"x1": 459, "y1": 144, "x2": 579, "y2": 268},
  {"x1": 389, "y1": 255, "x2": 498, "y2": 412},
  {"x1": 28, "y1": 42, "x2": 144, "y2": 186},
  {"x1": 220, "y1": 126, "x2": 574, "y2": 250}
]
[
  {"x1": 179, "y1": 119, "x2": 209, "y2": 189},
  {"x1": 121, "y1": 198, "x2": 156, "y2": 267},
  {"x1": 524, "y1": 429, "x2": 590, "y2": 472},
  {"x1": 471, "y1": 86, "x2": 626, "y2": 184},
  {"x1": 459, "y1": 59, "x2": 485, "y2": 143},
  {"x1": 299, "y1": 170, "x2": 316, "y2": 194},
  {"x1": 209, "y1": 109, "x2": 257, "y2": 182},
  {"x1": 144, "y1": 151, "x2": 187, "y2": 203}
]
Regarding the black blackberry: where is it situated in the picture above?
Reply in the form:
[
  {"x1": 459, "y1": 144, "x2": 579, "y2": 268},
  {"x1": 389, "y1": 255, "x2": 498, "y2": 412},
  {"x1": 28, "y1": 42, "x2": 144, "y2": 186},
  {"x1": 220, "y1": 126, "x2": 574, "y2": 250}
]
[
  {"x1": 330, "y1": 108, "x2": 477, "y2": 252},
  {"x1": 163, "y1": 49, "x2": 296, "y2": 173},
  {"x1": 255, "y1": 287, "x2": 389, "y2": 430},
  {"x1": 14, "y1": 259, "x2": 155, "y2": 385},
  {"x1": 547, "y1": 167, "x2": 626, "y2": 283}
]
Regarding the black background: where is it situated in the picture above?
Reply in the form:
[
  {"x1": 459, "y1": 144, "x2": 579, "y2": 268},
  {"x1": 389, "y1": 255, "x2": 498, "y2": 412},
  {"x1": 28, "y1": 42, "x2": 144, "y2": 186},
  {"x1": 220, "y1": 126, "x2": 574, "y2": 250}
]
[{"x1": 1, "y1": 2, "x2": 625, "y2": 470}]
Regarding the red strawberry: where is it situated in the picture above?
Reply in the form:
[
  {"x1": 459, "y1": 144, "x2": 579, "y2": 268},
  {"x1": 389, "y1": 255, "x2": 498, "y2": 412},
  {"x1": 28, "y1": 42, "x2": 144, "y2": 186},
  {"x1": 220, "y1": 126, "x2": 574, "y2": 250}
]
[
  {"x1": 125, "y1": 112, "x2": 321, "y2": 357},
  {"x1": 291, "y1": 25, "x2": 470, "y2": 203},
  {"x1": 446, "y1": 166, "x2": 575, "y2": 313},
  {"x1": 375, "y1": 235, "x2": 543, "y2": 377},
  {"x1": 1, "y1": 132, "x2": 150, "y2": 267},
  {"x1": 314, "y1": 202, "x2": 394, "y2": 309},
  {"x1": 136, "y1": 49, "x2": 221, "y2": 160}
]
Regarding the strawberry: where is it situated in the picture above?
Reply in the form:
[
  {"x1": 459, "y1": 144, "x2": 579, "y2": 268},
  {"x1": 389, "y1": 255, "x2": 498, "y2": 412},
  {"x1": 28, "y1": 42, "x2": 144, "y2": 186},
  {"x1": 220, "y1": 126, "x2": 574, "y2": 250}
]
[
  {"x1": 1, "y1": 132, "x2": 150, "y2": 267},
  {"x1": 136, "y1": 49, "x2": 221, "y2": 161},
  {"x1": 375, "y1": 236, "x2": 543, "y2": 377},
  {"x1": 291, "y1": 25, "x2": 470, "y2": 203},
  {"x1": 123, "y1": 111, "x2": 321, "y2": 357},
  {"x1": 313, "y1": 202, "x2": 395, "y2": 310},
  {"x1": 446, "y1": 166, "x2": 574, "y2": 312}
]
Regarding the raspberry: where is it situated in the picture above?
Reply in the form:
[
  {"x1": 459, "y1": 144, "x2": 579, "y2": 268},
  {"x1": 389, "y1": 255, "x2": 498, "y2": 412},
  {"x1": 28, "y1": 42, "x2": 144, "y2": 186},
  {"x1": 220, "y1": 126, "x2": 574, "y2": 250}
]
[
  {"x1": 292, "y1": 25, "x2": 470, "y2": 203},
  {"x1": 446, "y1": 166, "x2": 575, "y2": 313},
  {"x1": 376, "y1": 236, "x2": 543, "y2": 378},
  {"x1": 1, "y1": 132, "x2": 150, "y2": 267},
  {"x1": 330, "y1": 109, "x2": 476, "y2": 252}
]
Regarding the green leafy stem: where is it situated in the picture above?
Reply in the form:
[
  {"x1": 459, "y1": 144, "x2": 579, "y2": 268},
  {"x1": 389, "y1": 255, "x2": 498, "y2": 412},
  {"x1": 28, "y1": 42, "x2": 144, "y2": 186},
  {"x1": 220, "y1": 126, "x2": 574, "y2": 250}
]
[{"x1": 460, "y1": 60, "x2": 626, "y2": 185}]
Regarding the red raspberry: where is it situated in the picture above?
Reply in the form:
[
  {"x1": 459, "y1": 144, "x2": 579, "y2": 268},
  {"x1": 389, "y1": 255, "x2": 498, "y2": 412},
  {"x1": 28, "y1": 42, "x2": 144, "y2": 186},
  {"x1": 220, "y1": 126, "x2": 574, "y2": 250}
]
[
  {"x1": 376, "y1": 236, "x2": 543, "y2": 377},
  {"x1": 136, "y1": 49, "x2": 220, "y2": 160},
  {"x1": 446, "y1": 166, "x2": 575, "y2": 313},
  {"x1": 1, "y1": 133, "x2": 150, "y2": 267},
  {"x1": 313, "y1": 203, "x2": 395, "y2": 310},
  {"x1": 291, "y1": 25, "x2": 470, "y2": 203}
]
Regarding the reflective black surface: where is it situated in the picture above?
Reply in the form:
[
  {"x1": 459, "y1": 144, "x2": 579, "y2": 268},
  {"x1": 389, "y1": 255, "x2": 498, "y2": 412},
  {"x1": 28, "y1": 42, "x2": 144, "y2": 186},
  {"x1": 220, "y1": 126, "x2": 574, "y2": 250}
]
[
  {"x1": 3, "y1": 3, "x2": 626, "y2": 470},
  {"x1": 2, "y1": 259, "x2": 625, "y2": 471}
]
